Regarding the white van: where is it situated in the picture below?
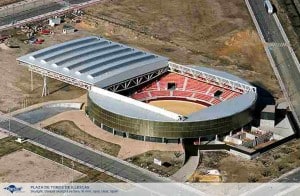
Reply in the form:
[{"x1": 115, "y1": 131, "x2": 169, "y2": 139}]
[{"x1": 264, "y1": 0, "x2": 274, "y2": 14}]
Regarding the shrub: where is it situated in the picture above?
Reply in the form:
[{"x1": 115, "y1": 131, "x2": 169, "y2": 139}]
[
  {"x1": 248, "y1": 174, "x2": 259, "y2": 182},
  {"x1": 261, "y1": 168, "x2": 272, "y2": 177},
  {"x1": 277, "y1": 162, "x2": 288, "y2": 172},
  {"x1": 273, "y1": 154, "x2": 281, "y2": 160}
]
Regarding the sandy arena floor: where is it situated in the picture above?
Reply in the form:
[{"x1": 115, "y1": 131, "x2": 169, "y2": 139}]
[
  {"x1": 148, "y1": 100, "x2": 206, "y2": 116},
  {"x1": 0, "y1": 149, "x2": 85, "y2": 182}
]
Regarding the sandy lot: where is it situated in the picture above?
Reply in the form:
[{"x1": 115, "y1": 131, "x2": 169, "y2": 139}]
[
  {"x1": 148, "y1": 100, "x2": 206, "y2": 116},
  {"x1": 0, "y1": 149, "x2": 85, "y2": 182}
]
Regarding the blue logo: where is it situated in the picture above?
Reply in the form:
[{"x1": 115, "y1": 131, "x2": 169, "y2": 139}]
[{"x1": 4, "y1": 185, "x2": 22, "y2": 194}]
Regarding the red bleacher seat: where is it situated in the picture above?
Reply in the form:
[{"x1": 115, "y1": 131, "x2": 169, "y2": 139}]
[
  {"x1": 131, "y1": 92, "x2": 149, "y2": 100},
  {"x1": 185, "y1": 79, "x2": 211, "y2": 93},
  {"x1": 173, "y1": 91, "x2": 193, "y2": 97},
  {"x1": 151, "y1": 90, "x2": 170, "y2": 97},
  {"x1": 130, "y1": 72, "x2": 242, "y2": 105}
]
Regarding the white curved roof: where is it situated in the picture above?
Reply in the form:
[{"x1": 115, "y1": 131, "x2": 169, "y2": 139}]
[{"x1": 17, "y1": 36, "x2": 169, "y2": 88}]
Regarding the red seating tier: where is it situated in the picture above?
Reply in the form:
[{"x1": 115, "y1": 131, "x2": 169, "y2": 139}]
[
  {"x1": 150, "y1": 90, "x2": 170, "y2": 97},
  {"x1": 131, "y1": 72, "x2": 242, "y2": 105},
  {"x1": 173, "y1": 91, "x2": 194, "y2": 97}
]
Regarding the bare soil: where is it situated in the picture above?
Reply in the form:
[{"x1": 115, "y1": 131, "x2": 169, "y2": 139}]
[
  {"x1": 0, "y1": 26, "x2": 91, "y2": 112},
  {"x1": 84, "y1": 0, "x2": 280, "y2": 97},
  {"x1": 196, "y1": 139, "x2": 300, "y2": 182},
  {"x1": 0, "y1": 136, "x2": 122, "y2": 182},
  {"x1": 126, "y1": 150, "x2": 184, "y2": 177},
  {"x1": 0, "y1": 149, "x2": 85, "y2": 182},
  {"x1": 0, "y1": 131, "x2": 8, "y2": 140},
  {"x1": 0, "y1": 0, "x2": 23, "y2": 7}
]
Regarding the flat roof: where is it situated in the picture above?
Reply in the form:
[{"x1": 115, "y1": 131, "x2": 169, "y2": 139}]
[
  {"x1": 186, "y1": 93, "x2": 257, "y2": 121},
  {"x1": 17, "y1": 36, "x2": 169, "y2": 88},
  {"x1": 89, "y1": 90, "x2": 175, "y2": 121}
]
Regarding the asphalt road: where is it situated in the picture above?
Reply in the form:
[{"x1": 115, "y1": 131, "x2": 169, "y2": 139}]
[
  {"x1": 0, "y1": 2, "x2": 63, "y2": 26},
  {"x1": 247, "y1": 0, "x2": 300, "y2": 183},
  {"x1": 0, "y1": 118, "x2": 164, "y2": 182},
  {"x1": 277, "y1": 168, "x2": 300, "y2": 182},
  {"x1": 240, "y1": 183, "x2": 300, "y2": 196},
  {"x1": 249, "y1": 0, "x2": 285, "y2": 43},
  {"x1": 249, "y1": 0, "x2": 300, "y2": 123},
  {"x1": 66, "y1": 0, "x2": 94, "y2": 4},
  {"x1": 14, "y1": 107, "x2": 77, "y2": 124}
]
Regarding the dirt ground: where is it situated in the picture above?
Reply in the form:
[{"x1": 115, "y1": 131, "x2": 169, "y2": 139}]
[
  {"x1": 0, "y1": 26, "x2": 91, "y2": 112},
  {"x1": 148, "y1": 100, "x2": 206, "y2": 116},
  {"x1": 125, "y1": 150, "x2": 184, "y2": 177},
  {"x1": 0, "y1": 131, "x2": 8, "y2": 140},
  {"x1": 0, "y1": 0, "x2": 23, "y2": 7},
  {"x1": 0, "y1": 149, "x2": 85, "y2": 182},
  {"x1": 45, "y1": 120, "x2": 121, "y2": 156},
  {"x1": 195, "y1": 139, "x2": 300, "y2": 182},
  {"x1": 84, "y1": 0, "x2": 280, "y2": 97}
]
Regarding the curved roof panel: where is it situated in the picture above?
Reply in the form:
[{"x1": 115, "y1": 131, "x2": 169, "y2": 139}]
[{"x1": 17, "y1": 36, "x2": 169, "y2": 88}]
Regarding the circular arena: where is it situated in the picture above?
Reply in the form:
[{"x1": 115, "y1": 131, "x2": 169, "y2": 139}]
[
  {"x1": 87, "y1": 65, "x2": 257, "y2": 143},
  {"x1": 17, "y1": 36, "x2": 257, "y2": 143}
]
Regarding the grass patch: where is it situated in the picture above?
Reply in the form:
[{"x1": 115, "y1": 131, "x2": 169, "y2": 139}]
[
  {"x1": 45, "y1": 121, "x2": 121, "y2": 157},
  {"x1": 0, "y1": 137, "x2": 23, "y2": 157}
]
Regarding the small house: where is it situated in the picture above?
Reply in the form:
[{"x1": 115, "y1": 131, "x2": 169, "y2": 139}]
[{"x1": 49, "y1": 17, "x2": 61, "y2": 27}]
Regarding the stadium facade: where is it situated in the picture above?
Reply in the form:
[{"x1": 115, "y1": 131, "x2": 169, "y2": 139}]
[{"x1": 18, "y1": 36, "x2": 257, "y2": 143}]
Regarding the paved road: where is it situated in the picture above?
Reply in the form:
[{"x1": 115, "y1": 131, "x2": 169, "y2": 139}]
[
  {"x1": 249, "y1": 0, "x2": 300, "y2": 127},
  {"x1": 0, "y1": 2, "x2": 63, "y2": 26},
  {"x1": 14, "y1": 106, "x2": 77, "y2": 124},
  {"x1": 67, "y1": 0, "x2": 94, "y2": 4},
  {"x1": 277, "y1": 168, "x2": 300, "y2": 182},
  {"x1": 249, "y1": 0, "x2": 285, "y2": 43},
  {"x1": 0, "y1": 117, "x2": 164, "y2": 182},
  {"x1": 240, "y1": 183, "x2": 300, "y2": 196}
]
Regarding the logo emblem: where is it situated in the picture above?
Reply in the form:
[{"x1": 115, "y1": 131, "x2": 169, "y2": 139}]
[{"x1": 4, "y1": 185, "x2": 22, "y2": 194}]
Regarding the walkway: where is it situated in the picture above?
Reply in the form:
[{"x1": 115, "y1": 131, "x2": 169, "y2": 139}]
[
  {"x1": 170, "y1": 156, "x2": 199, "y2": 182},
  {"x1": 39, "y1": 110, "x2": 183, "y2": 159}
]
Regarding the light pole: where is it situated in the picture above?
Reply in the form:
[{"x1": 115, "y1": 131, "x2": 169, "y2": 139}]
[{"x1": 8, "y1": 107, "x2": 10, "y2": 132}]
